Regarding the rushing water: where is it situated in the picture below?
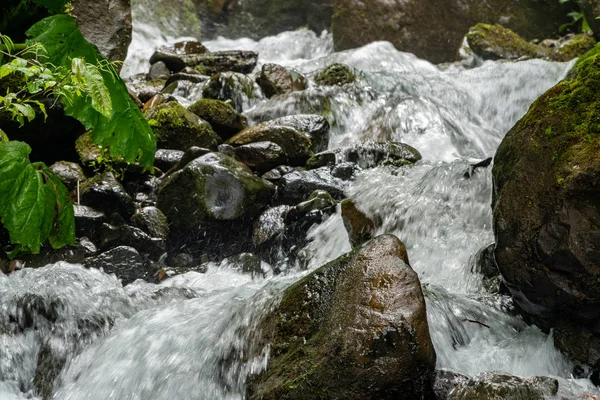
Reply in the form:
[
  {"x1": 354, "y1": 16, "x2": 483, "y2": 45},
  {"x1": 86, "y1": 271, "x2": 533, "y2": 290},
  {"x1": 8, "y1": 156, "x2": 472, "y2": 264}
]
[{"x1": 2, "y1": 10, "x2": 599, "y2": 400}]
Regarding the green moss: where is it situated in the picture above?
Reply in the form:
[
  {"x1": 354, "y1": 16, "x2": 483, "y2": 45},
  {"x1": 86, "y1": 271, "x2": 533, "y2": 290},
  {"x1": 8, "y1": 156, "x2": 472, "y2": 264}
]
[
  {"x1": 314, "y1": 63, "x2": 357, "y2": 86},
  {"x1": 187, "y1": 98, "x2": 247, "y2": 140},
  {"x1": 550, "y1": 33, "x2": 596, "y2": 62},
  {"x1": 466, "y1": 23, "x2": 544, "y2": 60}
]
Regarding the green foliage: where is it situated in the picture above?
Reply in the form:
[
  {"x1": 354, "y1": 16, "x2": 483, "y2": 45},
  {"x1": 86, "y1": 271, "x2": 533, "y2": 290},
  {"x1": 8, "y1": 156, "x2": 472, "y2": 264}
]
[
  {"x1": 32, "y1": 0, "x2": 70, "y2": 12},
  {"x1": 26, "y1": 14, "x2": 156, "y2": 169},
  {"x1": 559, "y1": 0, "x2": 592, "y2": 33},
  {"x1": 0, "y1": 141, "x2": 75, "y2": 255}
]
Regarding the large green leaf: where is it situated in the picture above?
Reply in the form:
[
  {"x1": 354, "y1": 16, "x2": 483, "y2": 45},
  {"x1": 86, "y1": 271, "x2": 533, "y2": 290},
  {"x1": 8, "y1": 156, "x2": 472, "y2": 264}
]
[
  {"x1": 0, "y1": 141, "x2": 75, "y2": 255},
  {"x1": 26, "y1": 14, "x2": 156, "y2": 170}
]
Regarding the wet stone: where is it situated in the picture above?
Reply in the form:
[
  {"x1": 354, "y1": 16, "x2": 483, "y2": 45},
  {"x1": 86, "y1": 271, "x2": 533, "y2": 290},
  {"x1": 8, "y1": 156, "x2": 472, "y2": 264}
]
[
  {"x1": 83, "y1": 246, "x2": 149, "y2": 285},
  {"x1": 132, "y1": 206, "x2": 170, "y2": 241},
  {"x1": 98, "y1": 223, "x2": 166, "y2": 260},
  {"x1": 448, "y1": 372, "x2": 559, "y2": 400},
  {"x1": 234, "y1": 141, "x2": 288, "y2": 173},
  {"x1": 149, "y1": 61, "x2": 170, "y2": 79},
  {"x1": 253, "y1": 205, "x2": 291, "y2": 247},
  {"x1": 278, "y1": 167, "x2": 347, "y2": 203},
  {"x1": 154, "y1": 149, "x2": 185, "y2": 172},
  {"x1": 49, "y1": 161, "x2": 86, "y2": 191},
  {"x1": 80, "y1": 172, "x2": 136, "y2": 219},
  {"x1": 256, "y1": 63, "x2": 307, "y2": 98},
  {"x1": 261, "y1": 114, "x2": 330, "y2": 153}
]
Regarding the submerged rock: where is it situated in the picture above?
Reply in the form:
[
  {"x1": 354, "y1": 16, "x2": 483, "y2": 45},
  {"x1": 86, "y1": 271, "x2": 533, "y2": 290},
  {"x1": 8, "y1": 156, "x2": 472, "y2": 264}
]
[
  {"x1": 146, "y1": 102, "x2": 221, "y2": 151},
  {"x1": 256, "y1": 63, "x2": 307, "y2": 98},
  {"x1": 492, "y1": 46, "x2": 600, "y2": 368},
  {"x1": 157, "y1": 152, "x2": 273, "y2": 229},
  {"x1": 247, "y1": 235, "x2": 436, "y2": 400},
  {"x1": 466, "y1": 23, "x2": 545, "y2": 60},
  {"x1": 448, "y1": 372, "x2": 558, "y2": 400},
  {"x1": 188, "y1": 98, "x2": 248, "y2": 141},
  {"x1": 314, "y1": 63, "x2": 357, "y2": 86}
]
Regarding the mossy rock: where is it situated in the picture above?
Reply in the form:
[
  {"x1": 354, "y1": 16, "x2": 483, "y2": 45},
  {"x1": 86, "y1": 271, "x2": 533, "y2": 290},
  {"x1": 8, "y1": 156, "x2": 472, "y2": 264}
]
[
  {"x1": 157, "y1": 152, "x2": 273, "y2": 229},
  {"x1": 256, "y1": 63, "x2": 307, "y2": 98},
  {"x1": 466, "y1": 23, "x2": 545, "y2": 60},
  {"x1": 448, "y1": 372, "x2": 558, "y2": 400},
  {"x1": 492, "y1": 44, "x2": 600, "y2": 367},
  {"x1": 188, "y1": 98, "x2": 248, "y2": 141},
  {"x1": 146, "y1": 101, "x2": 221, "y2": 151},
  {"x1": 202, "y1": 72, "x2": 262, "y2": 112},
  {"x1": 314, "y1": 63, "x2": 357, "y2": 86},
  {"x1": 247, "y1": 234, "x2": 436, "y2": 400},
  {"x1": 549, "y1": 33, "x2": 597, "y2": 62}
]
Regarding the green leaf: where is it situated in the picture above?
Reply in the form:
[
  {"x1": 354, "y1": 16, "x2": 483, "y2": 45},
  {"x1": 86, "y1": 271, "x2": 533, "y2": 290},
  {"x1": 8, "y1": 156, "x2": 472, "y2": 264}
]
[
  {"x1": 26, "y1": 15, "x2": 156, "y2": 170},
  {"x1": 12, "y1": 102, "x2": 35, "y2": 124},
  {"x1": 0, "y1": 141, "x2": 75, "y2": 256},
  {"x1": 32, "y1": 0, "x2": 70, "y2": 12},
  {"x1": 72, "y1": 58, "x2": 112, "y2": 118}
]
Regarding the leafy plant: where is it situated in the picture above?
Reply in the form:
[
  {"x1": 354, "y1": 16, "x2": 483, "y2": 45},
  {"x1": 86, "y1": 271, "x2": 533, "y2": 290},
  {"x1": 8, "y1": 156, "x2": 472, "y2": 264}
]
[{"x1": 559, "y1": 0, "x2": 592, "y2": 33}]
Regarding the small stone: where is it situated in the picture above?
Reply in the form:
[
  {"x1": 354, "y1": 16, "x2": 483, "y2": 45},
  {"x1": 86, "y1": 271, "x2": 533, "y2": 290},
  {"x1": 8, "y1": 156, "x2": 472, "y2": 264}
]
[
  {"x1": 80, "y1": 172, "x2": 136, "y2": 219},
  {"x1": 188, "y1": 98, "x2": 248, "y2": 141},
  {"x1": 132, "y1": 206, "x2": 170, "y2": 240},
  {"x1": 314, "y1": 63, "x2": 357, "y2": 86},
  {"x1": 84, "y1": 246, "x2": 148, "y2": 285},
  {"x1": 256, "y1": 63, "x2": 307, "y2": 98},
  {"x1": 49, "y1": 161, "x2": 86, "y2": 191},
  {"x1": 149, "y1": 61, "x2": 171, "y2": 79},
  {"x1": 154, "y1": 149, "x2": 185, "y2": 172}
]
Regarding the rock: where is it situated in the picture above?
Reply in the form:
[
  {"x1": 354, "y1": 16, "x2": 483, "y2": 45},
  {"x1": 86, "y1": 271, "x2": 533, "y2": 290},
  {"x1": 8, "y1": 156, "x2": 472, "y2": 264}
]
[
  {"x1": 127, "y1": 76, "x2": 167, "y2": 104},
  {"x1": 492, "y1": 46, "x2": 600, "y2": 367},
  {"x1": 157, "y1": 152, "x2": 273, "y2": 229},
  {"x1": 252, "y1": 205, "x2": 292, "y2": 247},
  {"x1": 261, "y1": 114, "x2": 330, "y2": 153},
  {"x1": 131, "y1": 206, "x2": 170, "y2": 240},
  {"x1": 151, "y1": 49, "x2": 257, "y2": 75},
  {"x1": 549, "y1": 33, "x2": 597, "y2": 62},
  {"x1": 146, "y1": 101, "x2": 221, "y2": 151},
  {"x1": 165, "y1": 72, "x2": 209, "y2": 87},
  {"x1": 188, "y1": 98, "x2": 248, "y2": 141},
  {"x1": 202, "y1": 72, "x2": 264, "y2": 112},
  {"x1": 465, "y1": 23, "x2": 546, "y2": 60},
  {"x1": 149, "y1": 41, "x2": 209, "y2": 72},
  {"x1": 331, "y1": 0, "x2": 571, "y2": 64},
  {"x1": 256, "y1": 63, "x2": 307, "y2": 98},
  {"x1": 223, "y1": 253, "x2": 265, "y2": 277},
  {"x1": 314, "y1": 63, "x2": 357, "y2": 86},
  {"x1": 470, "y1": 243, "x2": 498, "y2": 279},
  {"x1": 72, "y1": 0, "x2": 132, "y2": 64},
  {"x1": 234, "y1": 141, "x2": 288, "y2": 173},
  {"x1": 73, "y1": 204, "x2": 105, "y2": 238},
  {"x1": 340, "y1": 142, "x2": 422, "y2": 169},
  {"x1": 80, "y1": 172, "x2": 135, "y2": 219},
  {"x1": 285, "y1": 190, "x2": 337, "y2": 223},
  {"x1": 74, "y1": 132, "x2": 103, "y2": 166},
  {"x1": 227, "y1": 124, "x2": 313, "y2": 166},
  {"x1": 279, "y1": 167, "x2": 347, "y2": 203},
  {"x1": 448, "y1": 372, "x2": 558, "y2": 400},
  {"x1": 341, "y1": 199, "x2": 376, "y2": 247},
  {"x1": 98, "y1": 223, "x2": 165, "y2": 260},
  {"x1": 154, "y1": 149, "x2": 185, "y2": 172},
  {"x1": 306, "y1": 151, "x2": 337, "y2": 169},
  {"x1": 463, "y1": 157, "x2": 493, "y2": 178},
  {"x1": 84, "y1": 246, "x2": 150, "y2": 284},
  {"x1": 434, "y1": 370, "x2": 469, "y2": 400},
  {"x1": 246, "y1": 235, "x2": 436, "y2": 400},
  {"x1": 261, "y1": 165, "x2": 295, "y2": 184},
  {"x1": 49, "y1": 161, "x2": 86, "y2": 191},
  {"x1": 331, "y1": 161, "x2": 358, "y2": 180},
  {"x1": 149, "y1": 61, "x2": 170, "y2": 79}
]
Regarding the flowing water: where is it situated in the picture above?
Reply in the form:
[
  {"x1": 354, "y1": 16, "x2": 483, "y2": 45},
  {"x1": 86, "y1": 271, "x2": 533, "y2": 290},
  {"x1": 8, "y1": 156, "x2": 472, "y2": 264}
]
[{"x1": 2, "y1": 8, "x2": 600, "y2": 400}]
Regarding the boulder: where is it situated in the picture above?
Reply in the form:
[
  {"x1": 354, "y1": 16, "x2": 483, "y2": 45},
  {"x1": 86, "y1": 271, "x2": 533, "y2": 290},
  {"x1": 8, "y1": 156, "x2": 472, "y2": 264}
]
[
  {"x1": 492, "y1": 46, "x2": 600, "y2": 368},
  {"x1": 246, "y1": 235, "x2": 436, "y2": 400},
  {"x1": 278, "y1": 167, "x2": 347, "y2": 203},
  {"x1": 188, "y1": 98, "x2": 248, "y2": 141},
  {"x1": 157, "y1": 152, "x2": 273, "y2": 229},
  {"x1": 202, "y1": 72, "x2": 264, "y2": 112},
  {"x1": 80, "y1": 172, "x2": 135, "y2": 219},
  {"x1": 71, "y1": 0, "x2": 132, "y2": 64},
  {"x1": 331, "y1": 0, "x2": 570, "y2": 64},
  {"x1": 84, "y1": 246, "x2": 150, "y2": 284},
  {"x1": 234, "y1": 141, "x2": 288, "y2": 173},
  {"x1": 548, "y1": 33, "x2": 597, "y2": 62},
  {"x1": 154, "y1": 149, "x2": 185, "y2": 172},
  {"x1": 465, "y1": 23, "x2": 545, "y2": 60},
  {"x1": 149, "y1": 41, "x2": 209, "y2": 72},
  {"x1": 151, "y1": 49, "x2": 258, "y2": 75},
  {"x1": 131, "y1": 206, "x2": 170, "y2": 241},
  {"x1": 314, "y1": 63, "x2": 357, "y2": 86},
  {"x1": 227, "y1": 124, "x2": 313, "y2": 165},
  {"x1": 146, "y1": 101, "x2": 221, "y2": 151},
  {"x1": 261, "y1": 114, "x2": 330, "y2": 153},
  {"x1": 49, "y1": 161, "x2": 86, "y2": 191},
  {"x1": 448, "y1": 372, "x2": 558, "y2": 400},
  {"x1": 256, "y1": 63, "x2": 307, "y2": 98}
]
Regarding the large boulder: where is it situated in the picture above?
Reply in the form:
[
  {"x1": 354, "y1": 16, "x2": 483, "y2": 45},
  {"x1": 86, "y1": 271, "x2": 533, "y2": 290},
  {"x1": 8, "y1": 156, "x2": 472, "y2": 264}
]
[
  {"x1": 157, "y1": 152, "x2": 273, "y2": 229},
  {"x1": 331, "y1": 0, "x2": 570, "y2": 63},
  {"x1": 465, "y1": 23, "x2": 546, "y2": 60},
  {"x1": 492, "y1": 46, "x2": 600, "y2": 368},
  {"x1": 246, "y1": 234, "x2": 436, "y2": 399},
  {"x1": 448, "y1": 372, "x2": 559, "y2": 400}
]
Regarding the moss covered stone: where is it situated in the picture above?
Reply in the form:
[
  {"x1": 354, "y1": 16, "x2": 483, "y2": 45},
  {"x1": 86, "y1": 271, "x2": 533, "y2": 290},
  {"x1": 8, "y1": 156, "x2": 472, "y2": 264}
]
[
  {"x1": 247, "y1": 234, "x2": 436, "y2": 400},
  {"x1": 202, "y1": 72, "x2": 262, "y2": 112},
  {"x1": 188, "y1": 98, "x2": 248, "y2": 141},
  {"x1": 466, "y1": 23, "x2": 545, "y2": 60},
  {"x1": 146, "y1": 101, "x2": 221, "y2": 151},
  {"x1": 157, "y1": 152, "x2": 273, "y2": 229},
  {"x1": 549, "y1": 33, "x2": 597, "y2": 62},
  {"x1": 314, "y1": 63, "x2": 357, "y2": 86},
  {"x1": 492, "y1": 44, "x2": 600, "y2": 368}
]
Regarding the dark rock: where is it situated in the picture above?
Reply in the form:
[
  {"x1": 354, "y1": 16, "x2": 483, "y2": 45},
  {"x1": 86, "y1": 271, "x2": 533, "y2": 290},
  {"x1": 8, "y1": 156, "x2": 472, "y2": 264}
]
[
  {"x1": 331, "y1": 161, "x2": 358, "y2": 180},
  {"x1": 172, "y1": 146, "x2": 213, "y2": 173},
  {"x1": 149, "y1": 41, "x2": 209, "y2": 72},
  {"x1": 188, "y1": 98, "x2": 248, "y2": 141},
  {"x1": 314, "y1": 63, "x2": 357, "y2": 86},
  {"x1": 72, "y1": 0, "x2": 132, "y2": 64},
  {"x1": 202, "y1": 72, "x2": 263, "y2": 112},
  {"x1": 448, "y1": 372, "x2": 558, "y2": 399},
  {"x1": 246, "y1": 235, "x2": 436, "y2": 400},
  {"x1": 132, "y1": 206, "x2": 170, "y2": 240},
  {"x1": 466, "y1": 23, "x2": 546, "y2": 60},
  {"x1": 285, "y1": 190, "x2": 337, "y2": 223},
  {"x1": 165, "y1": 72, "x2": 209, "y2": 87},
  {"x1": 463, "y1": 157, "x2": 493, "y2": 178},
  {"x1": 157, "y1": 152, "x2": 274, "y2": 229},
  {"x1": 306, "y1": 151, "x2": 336, "y2": 169},
  {"x1": 492, "y1": 47, "x2": 600, "y2": 368},
  {"x1": 343, "y1": 142, "x2": 422, "y2": 168},
  {"x1": 252, "y1": 205, "x2": 291, "y2": 247},
  {"x1": 227, "y1": 124, "x2": 313, "y2": 166},
  {"x1": 434, "y1": 370, "x2": 469, "y2": 400},
  {"x1": 149, "y1": 61, "x2": 171, "y2": 79},
  {"x1": 73, "y1": 204, "x2": 106, "y2": 238},
  {"x1": 470, "y1": 243, "x2": 498, "y2": 279},
  {"x1": 127, "y1": 77, "x2": 167, "y2": 104},
  {"x1": 154, "y1": 149, "x2": 185, "y2": 172},
  {"x1": 256, "y1": 63, "x2": 307, "y2": 98},
  {"x1": 84, "y1": 246, "x2": 149, "y2": 284},
  {"x1": 261, "y1": 114, "x2": 330, "y2": 153},
  {"x1": 217, "y1": 143, "x2": 237, "y2": 158},
  {"x1": 234, "y1": 141, "x2": 287, "y2": 173},
  {"x1": 279, "y1": 167, "x2": 347, "y2": 203},
  {"x1": 80, "y1": 172, "x2": 135, "y2": 219},
  {"x1": 49, "y1": 161, "x2": 86, "y2": 191},
  {"x1": 191, "y1": 51, "x2": 258, "y2": 76},
  {"x1": 341, "y1": 199, "x2": 376, "y2": 247},
  {"x1": 98, "y1": 223, "x2": 165, "y2": 260},
  {"x1": 146, "y1": 101, "x2": 221, "y2": 151},
  {"x1": 331, "y1": 0, "x2": 571, "y2": 64}
]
